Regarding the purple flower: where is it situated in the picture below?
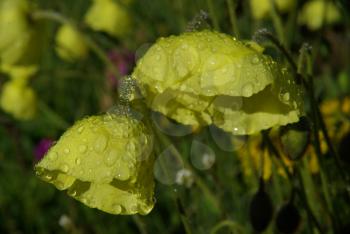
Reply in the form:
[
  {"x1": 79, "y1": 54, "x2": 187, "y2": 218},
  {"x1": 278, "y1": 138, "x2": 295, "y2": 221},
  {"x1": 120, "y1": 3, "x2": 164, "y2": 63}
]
[
  {"x1": 34, "y1": 139, "x2": 53, "y2": 162},
  {"x1": 106, "y1": 49, "x2": 135, "y2": 88}
]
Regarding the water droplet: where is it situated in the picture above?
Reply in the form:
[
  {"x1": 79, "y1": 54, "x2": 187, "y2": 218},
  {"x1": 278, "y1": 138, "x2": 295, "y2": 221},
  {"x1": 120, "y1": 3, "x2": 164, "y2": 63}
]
[
  {"x1": 113, "y1": 204, "x2": 122, "y2": 214},
  {"x1": 61, "y1": 164, "x2": 69, "y2": 173},
  {"x1": 94, "y1": 135, "x2": 107, "y2": 152},
  {"x1": 78, "y1": 145, "x2": 87, "y2": 153},
  {"x1": 68, "y1": 189, "x2": 77, "y2": 197},
  {"x1": 55, "y1": 181, "x2": 65, "y2": 190},
  {"x1": 78, "y1": 126, "x2": 84, "y2": 133},
  {"x1": 242, "y1": 83, "x2": 254, "y2": 96},
  {"x1": 127, "y1": 142, "x2": 136, "y2": 151},
  {"x1": 116, "y1": 162, "x2": 130, "y2": 181},
  {"x1": 75, "y1": 158, "x2": 81, "y2": 165},
  {"x1": 48, "y1": 152, "x2": 58, "y2": 161},
  {"x1": 64, "y1": 148, "x2": 70, "y2": 154},
  {"x1": 44, "y1": 174, "x2": 52, "y2": 181},
  {"x1": 251, "y1": 56, "x2": 260, "y2": 64},
  {"x1": 105, "y1": 149, "x2": 117, "y2": 166},
  {"x1": 282, "y1": 92, "x2": 290, "y2": 102}
]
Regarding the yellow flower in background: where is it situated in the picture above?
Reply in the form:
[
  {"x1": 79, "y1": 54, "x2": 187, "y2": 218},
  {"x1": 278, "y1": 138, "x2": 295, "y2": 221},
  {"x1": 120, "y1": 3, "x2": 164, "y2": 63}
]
[
  {"x1": 55, "y1": 24, "x2": 89, "y2": 62},
  {"x1": 0, "y1": 0, "x2": 41, "y2": 65},
  {"x1": 250, "y1": 0, "x2": 296, "y2": 20},
  {"x1": 84, "y1": 0, "x2": 131, "y2": 38},
  {"x1": 298, "y1": 0, "x2": 341, "y2": 30},
  {"x1": 35, "y1": 113, "x2": 155, "y2": 215},
  {"x1": 316, "y1": 97, "x2": 350, "y2": 153},
  {"x1": 1, "y1": 63, "x2": 38, "y2": 82},
  {"x1": 237, "y1": 132, "x2": 293, "y2": 181},
  {"x1": 0, "y1": 79, "x2": 37, "y2": 120},
  {"x1": 132, "y1": 30, "x2": 304, "y2": 135}
]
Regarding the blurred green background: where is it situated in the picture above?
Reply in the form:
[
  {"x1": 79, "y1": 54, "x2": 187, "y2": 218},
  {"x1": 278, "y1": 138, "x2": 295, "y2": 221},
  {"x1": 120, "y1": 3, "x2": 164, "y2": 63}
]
[{"x1": 1, "y1": 0, "x2": 350, "y2": 233}]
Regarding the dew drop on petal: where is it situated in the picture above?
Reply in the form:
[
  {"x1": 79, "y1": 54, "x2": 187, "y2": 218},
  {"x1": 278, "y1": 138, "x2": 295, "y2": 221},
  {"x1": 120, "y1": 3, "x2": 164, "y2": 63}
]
[
  {"x1": 242, "y1": 83, "x2": 254, "y2": 96},
  {"x1": 94, "y1": 135, "x2": 107, "y2": 152},
  {"x1": 75, "y1": 158, "x2": 81, "y2": 165},
  {"x1": 79, "y1": 145, "x2": 87, "y2": 153},
  {"x1": 104, "y1": 149, "x2": 117, "y2": 166},
  {"x1": 61, "y1": 164, "x2": 69, "y2": 173},
  {"x1": 113, "y1": 204, "x2": 122, "y2": 214},
  {"x1": 251, "y1": 56, "x2": 260, "y2": 64},
  {"x1": 48, "y1": 152, "x2": 58, "y2": 161}
]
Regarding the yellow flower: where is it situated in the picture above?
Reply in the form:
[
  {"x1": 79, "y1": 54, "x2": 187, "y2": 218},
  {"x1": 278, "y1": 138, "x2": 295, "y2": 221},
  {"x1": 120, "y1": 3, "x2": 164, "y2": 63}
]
[
  {"x1": 250, "y1": 0, "x2": 296, "y2": 20},
  {"x1": 1, "y1": 63, "x2": 38, "y2": 81},
  {"x1": 84, "y1": 0, "x2": 131, "y2": 38},
  {"x1": 0, "y1": 0, "x2": 40, "y2": 65},
  {"x1": 298, "y1": 0, "x2": 341, "y2": 30},
  {"x1": 132, "y1": 30, "x2": 304, "y2": 135},
  {"x1": 35, "y1": 113, "x2": 155, "y2": 215},
  {"x1": 55, "y1": 24, "x2": 89, "y2": 61},
  {"x1": 0, "y1": 79, "x2": 37, "y2": 120},
  {"x1": 237, "y1": 132, "x2": 293, "y2": 181}
]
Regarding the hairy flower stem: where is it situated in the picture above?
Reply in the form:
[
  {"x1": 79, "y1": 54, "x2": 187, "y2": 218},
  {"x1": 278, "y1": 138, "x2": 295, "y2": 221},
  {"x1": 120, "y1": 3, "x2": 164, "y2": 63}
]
[
  {"x1": 31, "y1": 10, "x2": 121, "y2": 78},
  {"x1": 226, "y1": 0, "x2": 240, "y2": 38},
  {"x1": 269, "y1": 0, "x2": 285, "y2": 45}
]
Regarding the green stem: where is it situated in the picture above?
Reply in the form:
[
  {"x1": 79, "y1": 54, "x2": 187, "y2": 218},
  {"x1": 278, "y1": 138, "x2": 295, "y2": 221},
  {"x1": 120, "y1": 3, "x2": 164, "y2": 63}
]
[
  {"x1": 226, "y1": 0, "x2": 240, "y2": 38},
  {"x1": 206, "y1": 0, "x2": 220, "y2": 30},
  {"x1": 295, "y1": 168, "x2": 325, "y2": 234},
  {"x1": 38, "y1": 101, "x2": 69, "y2": 130},
  {"x1": 268, "y1": 0, "x2": 285, "y2": 44},
  {"x1": 256, "y1": 31, "x2": 297, "y2": 72},
  {"x1": 132, "y1": 215, "x2": 148, "y2": 234},
  {"x1": 210, "y1": 220, "x2": 244, "y2": 234}
]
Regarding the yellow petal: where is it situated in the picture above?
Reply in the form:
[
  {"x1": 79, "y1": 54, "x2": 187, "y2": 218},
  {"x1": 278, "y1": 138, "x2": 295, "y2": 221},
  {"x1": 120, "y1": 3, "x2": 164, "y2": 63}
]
[{"x1": 35, "y1": 113, "x2": 155, "y2": 215}]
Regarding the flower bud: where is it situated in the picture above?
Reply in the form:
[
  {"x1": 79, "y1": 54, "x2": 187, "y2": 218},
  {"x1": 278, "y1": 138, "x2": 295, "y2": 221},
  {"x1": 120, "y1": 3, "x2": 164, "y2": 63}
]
[
  {"x1": 0, "y1": 0, "x2": 42, "y2": 65},
  {"x1": 298, "y1": 0, "x2": 341, "y2": 30},
  {"x1": 0, "y1": 79, "x2": 37, "y2": 120},
  {"x1": 55, "y1": 24, "x2": 89, "y2": 61},
  {"x1": 249, "y1": 179, "x2": 273, "y2": 232}
]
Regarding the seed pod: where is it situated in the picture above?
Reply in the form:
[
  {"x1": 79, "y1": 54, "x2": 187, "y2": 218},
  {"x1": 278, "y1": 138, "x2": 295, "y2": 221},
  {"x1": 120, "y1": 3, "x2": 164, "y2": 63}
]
[
  {"x1": 276, "y1": 202, "x2": 301, "y2": 234},
  {"x1": 280, "y1": 117, "x2": 310, "y2": 161},
  {"x1": 249, "y1": 179, "x2": 273, "y2": 232},
  {"x1": 338, "y1": 132, "x2": 350, "y2": 165}
]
